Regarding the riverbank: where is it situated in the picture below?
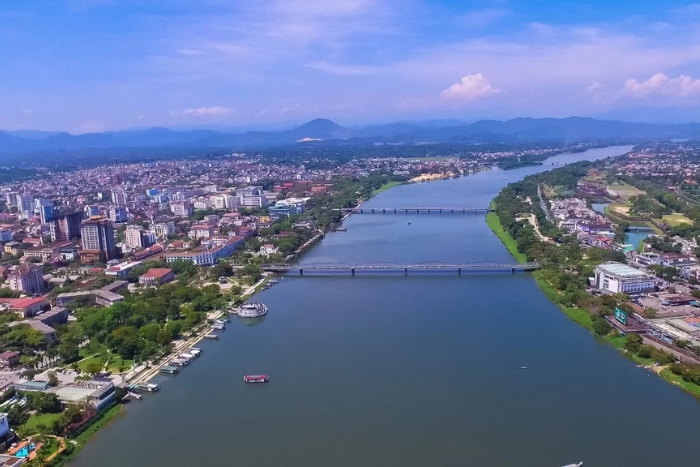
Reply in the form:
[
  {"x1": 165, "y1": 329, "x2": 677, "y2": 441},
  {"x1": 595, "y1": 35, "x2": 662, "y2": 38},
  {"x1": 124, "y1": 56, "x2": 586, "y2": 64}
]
[
  {"x1": 484, "y1": 204, "x2": 527, "y2": 263},
  {"x1": 485, "y1": 199, "x2": 700, "y2": 399},
  {"x1": 371, "y1": 180, "x2": 404, "y2": 196}
]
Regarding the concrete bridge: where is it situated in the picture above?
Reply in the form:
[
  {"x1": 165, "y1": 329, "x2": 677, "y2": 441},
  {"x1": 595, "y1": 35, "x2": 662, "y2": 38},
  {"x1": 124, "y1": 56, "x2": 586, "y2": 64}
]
[
  {"x1": 262, "y1": 261, "x2": 539, "y2": 275},
  {"x1": 341, "y1": 207, "x2": 493, "y2": 214}
]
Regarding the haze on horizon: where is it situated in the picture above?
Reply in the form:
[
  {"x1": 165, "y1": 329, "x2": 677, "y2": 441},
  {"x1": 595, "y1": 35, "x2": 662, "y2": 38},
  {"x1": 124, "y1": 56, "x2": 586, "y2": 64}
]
[{"x1": 2, "y1": 0, "x2": 700, "y2": 133}]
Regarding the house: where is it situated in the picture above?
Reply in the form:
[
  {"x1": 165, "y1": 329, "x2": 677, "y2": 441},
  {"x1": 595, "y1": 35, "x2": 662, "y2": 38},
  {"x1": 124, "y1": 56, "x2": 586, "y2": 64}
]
[
  {"x1": 0, "y1": 351, "x2": 20, "y2": 368},
  {"x1": 259, "y1": 244, "x2": 278, "y2": 255},
  {"x1": 0, "y1": 296, "x2": 51, "y2": 318},
  {"x1": 105, "y1": 261, "x2": 142, "y2": 279},
  {"x1": 138, "y1": 268, "x2": 174, "y2": 286}
]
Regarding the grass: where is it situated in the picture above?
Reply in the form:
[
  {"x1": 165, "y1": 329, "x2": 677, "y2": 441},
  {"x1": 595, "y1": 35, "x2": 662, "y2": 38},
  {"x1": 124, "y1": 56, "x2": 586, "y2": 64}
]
[
  {"x1": 660, "y1": 369, "x2": 700, "y2": 398},
  {"x1": 603, "y1": 335, "x2": 626, "y2": 349},
  {"x1": 485, "y1": 211, "x2": 527, "y2": 263},
  {"x1": 371, "y1": 181, "x2": 403, "y2": 197},
  {"x1": 606, "y1": 181, "x2": 646, "y2": 200},
  {"x1": 604, "y1": 205, "x2": 662, "y2": 234},
  {"x1": 77, "y1": 354, "x2": 133, "y2": 373},
  {"x1": 20, "y1": 411, "x2": 63, "y2": 433},
  {"x1": 77, "y1": 356, "x2": 102, "y2": 372},
  {"x1": 562, "y1": 307, "x2": 594, "y2": 331},
  {"x1": 660, "y1": 213, "x2": 693, "y2": 226}
]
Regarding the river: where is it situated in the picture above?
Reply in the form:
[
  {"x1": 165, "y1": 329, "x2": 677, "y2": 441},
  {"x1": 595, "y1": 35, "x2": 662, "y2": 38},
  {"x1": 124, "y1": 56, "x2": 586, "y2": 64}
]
[{"x1": 70, "y1": 145, "x2": 700, "y2": 467}]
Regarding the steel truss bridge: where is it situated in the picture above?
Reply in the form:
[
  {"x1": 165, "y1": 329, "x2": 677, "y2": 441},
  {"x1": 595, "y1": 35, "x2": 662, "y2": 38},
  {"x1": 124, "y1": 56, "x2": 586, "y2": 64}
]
[
  {"x1": 341, "y1": 207, "x2": 493, "y2": 214},
  {"x1": 262, "y1": 261, "x2": 539, "y2": 275}
]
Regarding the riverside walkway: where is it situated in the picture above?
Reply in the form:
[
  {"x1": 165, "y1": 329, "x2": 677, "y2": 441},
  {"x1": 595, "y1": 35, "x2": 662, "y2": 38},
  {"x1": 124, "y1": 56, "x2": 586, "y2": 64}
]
[
  {"x1": 341, "y1": 207, "x2": 493, "y2": 214},
  {"x1": 262, "y1": 261, "x2": 539, "y2": 275}
]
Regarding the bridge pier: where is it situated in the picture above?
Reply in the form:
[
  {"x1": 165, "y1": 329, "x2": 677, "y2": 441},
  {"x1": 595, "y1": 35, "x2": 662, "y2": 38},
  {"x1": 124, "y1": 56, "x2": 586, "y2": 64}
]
[
  {"x1": 299, "y1": 268, "x2": 303, "y2": 276},
  {"x1": 382, "y1": 209, "x2": 386, "y2": 213},
  {"x1": 511, "y1": 267, "x2": 515, "y2": 274},
  {"x1": 458, "y1": 268, "x2": 461, "y2": 276},
  {"x1": 351, "y1": 268, "x2": 355, "y2": 276},
  {"x1": 404, "y1": 267, "x2": 408, "y2": 275},
  {"x1": 394, "y1": 208, "x2": 396, "y2": 213}
]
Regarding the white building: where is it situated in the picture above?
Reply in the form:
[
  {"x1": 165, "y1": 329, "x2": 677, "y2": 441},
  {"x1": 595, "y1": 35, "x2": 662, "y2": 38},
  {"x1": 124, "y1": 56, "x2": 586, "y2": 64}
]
[
  {"x1": 236, "y1": 186, "x2": 267, "y2": 207},
  {"x1": 213, "y1": 194, "x2": 236, "y2": 210},
  {"x1": 151, "y1": 221, "x2": 175, "y2": 238},
  {"x1": 124, "y1": 226, "x2": 155, "y2": 249},
  {"x1": 170, "y1": 202, "x2": 192, "y2": 217},
  {"x1": 8, "y1": 263, "x2": 45, "y2": 294},
  {"x1": 593, "y1": 262, "x2": 656, "y2": 294},
  {"x1": 111, "y1": 191, "x2": 128, "y2": 205}
]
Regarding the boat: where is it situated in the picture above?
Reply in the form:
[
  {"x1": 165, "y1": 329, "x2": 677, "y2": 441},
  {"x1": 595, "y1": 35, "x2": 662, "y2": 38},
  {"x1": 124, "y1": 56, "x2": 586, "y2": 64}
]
[
  {"x1": 160, "y1": 366, "x2": 180, "y2": 374},
  {"x1": 134, "y1": 383, "x2": 159, "y2": 392},
  {"x1": 236, "y1": 302, "x2": 268, "y2": 318},
  {"x1": 561, "y1": 463, "x2": 582, "y2": 467},
  {"x1": 170, "y1": 359, "x2": 188, "y2": 366},
  {"x1": 189, "y1": 348, "x2": 202, "y2": 356},
  {"x1": 519, "y1": 366, "x2": 527, "y2": 369},
  {"x1": 243, "y1": 375, "x2": 270, "y2": 383},
  {"x1": 204, "y1": 334, "x2": 219, "y2": 340},
  {"x1": 212, "y1": 323, "x2": 226, "y2": 330}
]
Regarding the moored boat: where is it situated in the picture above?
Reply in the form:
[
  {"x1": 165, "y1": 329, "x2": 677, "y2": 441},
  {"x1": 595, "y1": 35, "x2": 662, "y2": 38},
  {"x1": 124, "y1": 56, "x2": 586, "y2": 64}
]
[
  {"x1": 237, "y1": 302, "x2": 268, "y2": 318},
  {"x1": 243, "y1": 374, "x2": 270, "y2": 383}
]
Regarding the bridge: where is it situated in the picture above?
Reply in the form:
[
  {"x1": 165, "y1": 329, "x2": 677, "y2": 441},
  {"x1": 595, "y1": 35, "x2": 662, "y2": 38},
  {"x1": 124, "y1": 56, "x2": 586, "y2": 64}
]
[
  {"x1": 341, "y1": 207, "x2": 493, "y2": 214},
  {"x1": 262, "y1": 261, "x2": 539, "y2": 275}
]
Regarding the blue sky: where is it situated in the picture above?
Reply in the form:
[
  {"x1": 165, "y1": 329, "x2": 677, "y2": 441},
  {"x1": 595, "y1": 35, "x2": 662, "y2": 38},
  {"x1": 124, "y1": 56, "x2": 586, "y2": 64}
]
[{"x1": 2, "y1": 0, "x2": 700, "y2": 132}]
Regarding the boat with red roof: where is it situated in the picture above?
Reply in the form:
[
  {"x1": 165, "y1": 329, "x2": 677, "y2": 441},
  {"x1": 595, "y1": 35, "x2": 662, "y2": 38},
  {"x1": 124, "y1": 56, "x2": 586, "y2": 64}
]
[{"x1": 243, "y1": 375, "x2": 270, "y2": 383}]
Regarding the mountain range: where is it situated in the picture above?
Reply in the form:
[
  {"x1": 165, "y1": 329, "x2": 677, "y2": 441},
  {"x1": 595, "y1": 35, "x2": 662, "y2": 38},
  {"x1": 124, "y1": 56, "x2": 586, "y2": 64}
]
[{"x1": 1, "y1": 117, "x2": 700, "y2": 155}]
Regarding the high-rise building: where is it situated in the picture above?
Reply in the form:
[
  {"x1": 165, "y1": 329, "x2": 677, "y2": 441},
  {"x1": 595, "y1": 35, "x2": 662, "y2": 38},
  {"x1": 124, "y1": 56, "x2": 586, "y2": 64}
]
[
  {"x1": 39, "y1": 204, "x2": 54, "y2": 224},
  {"x1": 34, "y1": 198, "x2": 52, "y2": 213},
  {"x1": 85, "y1": 205, "x2": 100, "y2": 217},
  {"x1": 8, "y1": 263, "x2": 44, "y2": 294},
  {"x1": 17, "y1": 194, "x2": 33, "y2": 213},
  {"x1": 108, "y1": 206, "x2": 128, "y2": 223},
  {"x1": 5, "y1": 192, "x2": 18, "y2": 207},
  {"x1": 111, "y1": 191, "x2": 128, "y2": 205},
  {"x1": 124, "y1": 226, "x2": 156, "y2": 249},
  {"x1": 50, "y1": 211, "x2": 83, "y2": 242},
  {"x1": 81, "y1": 218, "x2": 117, "y2": 261}
]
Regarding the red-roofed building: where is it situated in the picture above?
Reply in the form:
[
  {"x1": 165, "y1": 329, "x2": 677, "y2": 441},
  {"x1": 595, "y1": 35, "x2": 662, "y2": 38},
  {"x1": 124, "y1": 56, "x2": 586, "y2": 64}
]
[
  {"x1": 138, "y1": 268, "x2": 174, "y2": 286},
  {"x1": 0, "y1": 296, "x2": 50, "y2": 317},
  {"x1": 0, "y1": 351, "x2": 20, "y2": 368}
]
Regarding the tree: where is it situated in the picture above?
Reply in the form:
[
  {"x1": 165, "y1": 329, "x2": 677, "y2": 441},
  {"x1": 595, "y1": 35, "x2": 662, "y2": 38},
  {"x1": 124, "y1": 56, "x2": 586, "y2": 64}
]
[
  {"x1": 625, "y1": 333, "x2": 642, "y2": 354},
  {"x1": 85, "y1": 360, "x2": 103, "y2": 375},
  {"x1": 592, "y1": 317, "x2": 611, "y2": 336},
  {"x1": 242, "y1": 264, "x2": 263, "y2": 282},
  {"x1": 58, "y1": 342, "x2": 80, "y2": 362},
  {"x1": 47, "y1": 371, "x2": 59, "y2": 387}
]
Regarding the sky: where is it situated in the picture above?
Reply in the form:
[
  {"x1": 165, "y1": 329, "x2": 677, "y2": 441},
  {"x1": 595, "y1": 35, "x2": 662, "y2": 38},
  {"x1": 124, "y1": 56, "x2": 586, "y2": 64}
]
[{"x1": 2, "y1": 0, "x2": 700, "y2": 132}]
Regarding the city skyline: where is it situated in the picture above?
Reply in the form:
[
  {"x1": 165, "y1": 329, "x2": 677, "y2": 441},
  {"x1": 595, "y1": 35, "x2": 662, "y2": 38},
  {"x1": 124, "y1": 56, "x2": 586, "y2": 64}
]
[{"x1": 2, "y1": 1, "x2": 700, "y2": 132}]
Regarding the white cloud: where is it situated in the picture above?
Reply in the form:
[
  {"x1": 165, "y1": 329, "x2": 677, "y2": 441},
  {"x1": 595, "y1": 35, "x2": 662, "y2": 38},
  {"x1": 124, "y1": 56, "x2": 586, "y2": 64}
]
[
  {"x1": 171, "y1": 106, "x2": 233, "y2": 117},
  {"x1": 440, "y1": 74, "x2": 499, "y2": 101},
  {"x1": 460, "y1": 9, "x2": 508, "y2": 27},
  {"x1": 624, "y1": 73, "x2": 700, "y2": 98}
]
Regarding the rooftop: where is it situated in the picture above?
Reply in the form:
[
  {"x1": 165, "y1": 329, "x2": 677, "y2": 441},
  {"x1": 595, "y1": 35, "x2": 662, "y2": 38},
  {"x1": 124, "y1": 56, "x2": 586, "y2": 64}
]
[
  {"x1": 596, "y1": 262, "x2": 651, "y2": 279},
  {"x1": 140, "y1": 268, "x2": 172, "y2": 278}
]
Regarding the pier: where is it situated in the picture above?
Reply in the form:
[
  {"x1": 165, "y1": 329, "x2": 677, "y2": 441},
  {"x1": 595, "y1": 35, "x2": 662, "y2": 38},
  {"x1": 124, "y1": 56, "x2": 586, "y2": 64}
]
[
  {"x1": 341, "y1": 207, "x2": 492, "y2": 214},
  {"x1": 262, "y1": 261, "x2": 539, "y2": 275}
]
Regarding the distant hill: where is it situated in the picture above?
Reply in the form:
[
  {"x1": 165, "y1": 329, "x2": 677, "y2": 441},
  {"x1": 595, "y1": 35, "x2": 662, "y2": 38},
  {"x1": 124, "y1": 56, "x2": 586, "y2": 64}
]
[{"x1": 2, "y1": 116, "x2": 700, "y2": 157}]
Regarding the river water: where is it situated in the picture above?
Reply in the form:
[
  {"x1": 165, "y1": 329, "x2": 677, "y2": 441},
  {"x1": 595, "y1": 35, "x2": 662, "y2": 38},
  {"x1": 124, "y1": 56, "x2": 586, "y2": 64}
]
[{"x1": 71, "y1": 146, "x2": 700, "y2": 467}]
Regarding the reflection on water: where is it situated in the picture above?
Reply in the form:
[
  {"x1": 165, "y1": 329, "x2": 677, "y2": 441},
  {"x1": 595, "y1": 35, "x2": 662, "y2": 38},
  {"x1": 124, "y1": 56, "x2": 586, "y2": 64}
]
[{"x1": 239, "y1": 315, "x2": 267, "y2": 327}]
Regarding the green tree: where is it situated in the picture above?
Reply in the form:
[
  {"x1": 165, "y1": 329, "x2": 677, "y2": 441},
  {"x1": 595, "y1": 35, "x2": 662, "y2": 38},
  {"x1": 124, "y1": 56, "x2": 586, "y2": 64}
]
[
  {"x1": 625, "y1": 333, "x2": 643, "y2": 354},
  {"x1": 592, "y1": 317, "x2": 611, "y2": 336}
]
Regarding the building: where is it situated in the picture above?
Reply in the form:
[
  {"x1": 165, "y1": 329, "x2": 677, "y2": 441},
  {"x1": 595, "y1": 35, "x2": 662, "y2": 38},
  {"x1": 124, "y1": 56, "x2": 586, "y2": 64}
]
[
  {"x1": 56, "y1": 282, "x2": 127, "y2": 307},
  {"x1": 17, "y1": 194, "x2": 33, "y2": 213},
  {"x1": 7, "y1": 307, "x2": 68, "y2": 341},
  {"x1": 81, "y1": 218, "x2": 117, "y2": 261},
  {"x1": 108, "y1": 205, "x2": 128, "y2": 223},
  {"x1": 50, "y1": 211, "x2": 83, "y2": 242},
  {"x1": 170, "y1": 202, "x2": 193, "y2": 217},
  {"x1": 151, "y1": 221, "x2": 175, "y2": 238},
  {"x1": 55, "y1": 380, "x2": 116, "y2": 411},
  {"x1": 138, "y1": 268, "x2": 174, "y2": 286},
  {"x1": 105, "y1": 261, "x2": 142, "y2": 279},
  {"x1": 5, "y1": 192, "x2": 17, "y2": 207},
  {"x1": 593, "y1": 262, "x2": 656, "y2": 294},
  {"x1": 0, "y1": 351, "x2": 20, "y2": 368},
  {"x1": 165, "y1": 236, "x2": 245, "y2": 266},
  {"x1": 39, "y1": 204, "x2": 54, "y2": 224},
  {"x1": 0, "y1": 229, "x2": 13, "y2": 242},
  {"x1": 188, "y1": 224, "x2": 213, "y2": 239},
  {"x1": 111, "y1": 190, "x2": 128, "y2": 205},
  {"x1": 124, "y1": 226, "x2": 155, "y2": 249},
  {"x1": 0, "y1": 296, "x2": 50, "y2": 318},
  {"x1": 213, "y1": 194, "x2": 237, "y2": 210},
  {"x1": 7, "y1": 263, "x2": 44, "y2": 294},
  {"x1": 236, "y1": 186, "x2": 268, "y2": 207}
]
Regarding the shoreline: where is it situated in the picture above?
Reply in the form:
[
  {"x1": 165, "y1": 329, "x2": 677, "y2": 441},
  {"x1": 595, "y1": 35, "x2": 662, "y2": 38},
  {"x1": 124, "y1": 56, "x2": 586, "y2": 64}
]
[{"x1": 485, "y1": 197, "x2": 700, "y2": 399}]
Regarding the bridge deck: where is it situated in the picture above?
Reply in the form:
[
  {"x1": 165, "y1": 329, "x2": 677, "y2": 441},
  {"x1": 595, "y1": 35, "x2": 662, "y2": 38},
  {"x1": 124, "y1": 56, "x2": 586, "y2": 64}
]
[
  {"x1": 342, "y1": 207, "x2": 493, "y2": 213},
  {"x1": 262, "y1": 262, "x2": 539, "y2": 274}
]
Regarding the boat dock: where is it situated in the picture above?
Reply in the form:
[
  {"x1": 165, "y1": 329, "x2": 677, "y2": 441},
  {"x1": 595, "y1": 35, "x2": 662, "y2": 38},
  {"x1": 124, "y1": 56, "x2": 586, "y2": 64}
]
[{"x1": 160, "y1": 366, "x2": 180, "y2": 374}]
